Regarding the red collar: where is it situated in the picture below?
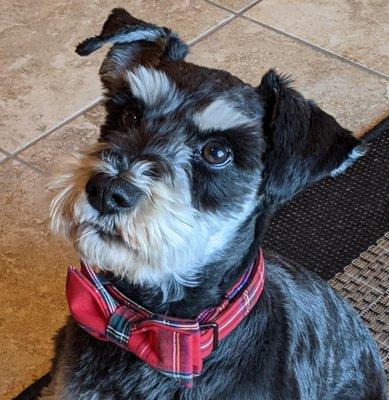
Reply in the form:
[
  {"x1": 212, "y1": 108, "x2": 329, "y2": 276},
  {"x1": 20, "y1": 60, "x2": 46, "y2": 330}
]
[{"x1": 66, "y1": 249, "x2": 265, "y2": 387}]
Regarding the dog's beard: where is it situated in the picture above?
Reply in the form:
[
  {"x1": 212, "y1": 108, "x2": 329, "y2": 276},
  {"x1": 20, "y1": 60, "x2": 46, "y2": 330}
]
[{"x1": 48, "y1": 147, "x2": 257, "y2": 297}]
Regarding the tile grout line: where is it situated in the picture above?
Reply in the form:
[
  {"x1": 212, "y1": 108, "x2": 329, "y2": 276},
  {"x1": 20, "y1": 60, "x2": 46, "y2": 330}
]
[
  {"x1": 187, "y1": 14, "x2": 236, "y2": 47},
  {"x1": 203, "y1": 0, "x2": 263, "y2": 15},
  {"x1": 0, "y1": 148, "x2": 12, "y2": 166},
  {"x1": 0, "y1": 97, "x2": 103, "y2": 166},
  {"x1": 14, "y1": 156, "x2": 45, "y2": 175},
  {"x1": 187, "y1": 0, "x2": 263, "y2": 46},
  {"x1": 0, "y1": 147, "x2": 11, "y2": 156},
  {"x1": 241, "y1": 15, "x2": 389, "y2": 81},
  {"x1": 0, "y1": 144, "x2": 46, "y2": 175},
  {"x1": 2, "y1": 1, "x2": 261, "y2": 171},
  {"x1": 203, "y1": 0, "x2": 238, "y2": 13},
  {"x1": 207, "y1": 0, "x2": 387, "y2": 81}
]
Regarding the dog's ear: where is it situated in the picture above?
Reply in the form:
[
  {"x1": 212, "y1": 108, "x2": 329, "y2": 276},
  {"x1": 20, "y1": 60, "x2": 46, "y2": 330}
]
[
  {"x1": 76, "y1": 8, "x2": 188, "y2": 93},
  {"x1": 257, "y1": 69, "x2": 366, "y2": 205}
]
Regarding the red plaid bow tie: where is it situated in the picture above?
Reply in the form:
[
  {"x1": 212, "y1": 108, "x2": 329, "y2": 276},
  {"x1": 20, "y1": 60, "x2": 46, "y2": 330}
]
[{"x1": 66, "y1": 249, "x2": 265, "y2": 388}]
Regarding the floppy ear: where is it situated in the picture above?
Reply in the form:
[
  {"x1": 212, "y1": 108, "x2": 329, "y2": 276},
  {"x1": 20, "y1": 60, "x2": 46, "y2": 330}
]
[
  {"x1": 76, "y1": 8, "x2": 188, "y2": 93},
  {"x1": 257, "y1": 69, "x2": 366, "y2": 205}
]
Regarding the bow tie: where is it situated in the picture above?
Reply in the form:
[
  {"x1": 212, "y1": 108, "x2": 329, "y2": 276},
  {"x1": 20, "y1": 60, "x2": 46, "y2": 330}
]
[{"x1": 66, "y1": 249, "x2": 265, "y2": 388}]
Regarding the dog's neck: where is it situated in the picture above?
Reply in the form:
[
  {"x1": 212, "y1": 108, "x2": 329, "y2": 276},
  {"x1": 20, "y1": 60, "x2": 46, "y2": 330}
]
[{"x1": 106, "y1": 205, "x2": 270, "y2": 319}]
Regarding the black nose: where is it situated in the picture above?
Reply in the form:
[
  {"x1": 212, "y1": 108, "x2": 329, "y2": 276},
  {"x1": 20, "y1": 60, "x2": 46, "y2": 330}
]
[{"x1": 86, "y1": 173, "x2": 142, "y2": 214}]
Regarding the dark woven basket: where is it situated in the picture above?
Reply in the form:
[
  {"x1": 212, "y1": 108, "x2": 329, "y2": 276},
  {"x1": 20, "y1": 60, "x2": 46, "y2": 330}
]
[{"x1": 264, "y1": 119, "x2": 389, "y2": 279}]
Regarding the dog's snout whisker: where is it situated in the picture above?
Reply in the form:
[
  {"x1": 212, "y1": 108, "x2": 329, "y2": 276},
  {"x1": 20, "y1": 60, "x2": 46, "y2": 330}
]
[{"x1": 73, "y1": 227, "x2": 96, "y2": 244}]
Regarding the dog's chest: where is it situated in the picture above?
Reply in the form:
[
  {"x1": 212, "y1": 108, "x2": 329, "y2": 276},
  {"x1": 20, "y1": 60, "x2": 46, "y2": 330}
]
[
  {"x1": 64, "y1": 360, "x2": 262, "y2": 400},
  {"x1": 62, "y1": 319, "x2": 271, "y2": 400}
]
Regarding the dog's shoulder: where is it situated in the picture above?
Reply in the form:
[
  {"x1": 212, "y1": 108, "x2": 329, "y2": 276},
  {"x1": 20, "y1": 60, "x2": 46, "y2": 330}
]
[
  {"x1": 263, "y1": 249, "x2": 369, "y2": 340},
  {"x1": 258, "y1": 250, "x2": 386, "y2": 399}
]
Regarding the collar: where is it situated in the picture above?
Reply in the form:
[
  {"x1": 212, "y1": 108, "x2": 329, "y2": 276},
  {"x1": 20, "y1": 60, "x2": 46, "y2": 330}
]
[{"x1": 66, "y1": 248, "x2": 265, "y2": 388}]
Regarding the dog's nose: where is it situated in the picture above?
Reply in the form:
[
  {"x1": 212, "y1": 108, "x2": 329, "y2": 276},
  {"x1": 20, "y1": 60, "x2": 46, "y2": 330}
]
[{"x1": 86, "y1": 173, "x2": 142, "y2": 214}]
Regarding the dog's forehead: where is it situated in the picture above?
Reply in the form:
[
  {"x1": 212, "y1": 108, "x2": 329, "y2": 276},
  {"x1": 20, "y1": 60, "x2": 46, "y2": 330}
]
[{"x1": 126, "y1": 63, "x2": 263, "y2": 131}]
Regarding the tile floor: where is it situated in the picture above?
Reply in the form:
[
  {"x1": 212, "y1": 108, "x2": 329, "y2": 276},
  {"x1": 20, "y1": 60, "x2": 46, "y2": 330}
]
[{"x1": 0, "y1": 0, "x2": 388, "y2": 398}]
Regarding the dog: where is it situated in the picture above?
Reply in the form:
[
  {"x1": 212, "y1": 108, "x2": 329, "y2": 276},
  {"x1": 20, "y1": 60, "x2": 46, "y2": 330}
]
[{"x1": 43, "y1": 8, "x2": 386, "y2": 400}]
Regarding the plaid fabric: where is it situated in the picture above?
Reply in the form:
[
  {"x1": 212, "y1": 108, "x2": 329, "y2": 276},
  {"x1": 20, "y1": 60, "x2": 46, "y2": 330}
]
[{"x1": 66, "y1": 249, "x2": 265, "y2": 388}]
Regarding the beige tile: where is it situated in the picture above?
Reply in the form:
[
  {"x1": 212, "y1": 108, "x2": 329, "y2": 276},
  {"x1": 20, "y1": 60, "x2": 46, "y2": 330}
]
[
  {"x1": 188, "y1": 18, "x2": 389, "y2": 134},
  {"x1": 246, "y1": 0, "x2": 389, "y2": 75},
  {"x1": 0, "y1": 0, "x2": 60, "y2": 33},
  {"x1": 0, "y1": 160, "x2": 77, "y2": 398},
  {"x1": 211, "y1": 0, "x2": 257, "y2": 12},
  {"x1": 19, "y1": 105, "x2": 104, "y2": 173},
  {"x1": 0, "y1": 1, "x2": 231, "y2": 153}
]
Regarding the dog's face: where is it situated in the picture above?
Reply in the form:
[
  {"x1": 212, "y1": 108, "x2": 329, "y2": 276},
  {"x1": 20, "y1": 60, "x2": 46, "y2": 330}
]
[{"x1": 49, "y1": 9, "x2": 364, "y2": 291}]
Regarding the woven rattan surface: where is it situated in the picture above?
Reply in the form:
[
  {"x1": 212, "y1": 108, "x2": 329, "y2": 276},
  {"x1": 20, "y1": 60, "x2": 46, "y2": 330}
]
[{"x1": 330, "y1": 234, "x2": 388, "y2": 378}]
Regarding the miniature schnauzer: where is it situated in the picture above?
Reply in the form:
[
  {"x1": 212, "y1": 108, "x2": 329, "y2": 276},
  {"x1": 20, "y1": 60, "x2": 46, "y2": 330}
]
[{"x1": 44, "y1": 8, "x2": 386, "y2": 400}]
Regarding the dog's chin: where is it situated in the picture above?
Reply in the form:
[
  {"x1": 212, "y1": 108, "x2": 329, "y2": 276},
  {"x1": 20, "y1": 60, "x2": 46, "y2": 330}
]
[
  {"x1": 73, "y1": 221, "x2": 202, "y2": 294},
  {"x1": 77, "y1": 223, "x2": 126, "y2": 247},
  {"x1": 75, "y1": 224, "x2": 153, "y2": 281}
]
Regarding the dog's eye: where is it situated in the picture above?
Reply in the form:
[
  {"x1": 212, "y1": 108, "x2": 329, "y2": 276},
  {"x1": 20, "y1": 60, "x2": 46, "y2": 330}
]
[
  {"x1": 121, "y1": 105, "x2": 140, "y2": 128},
  {"x1": 202, "y1": 141, "x2": 231, "y2": 166}
]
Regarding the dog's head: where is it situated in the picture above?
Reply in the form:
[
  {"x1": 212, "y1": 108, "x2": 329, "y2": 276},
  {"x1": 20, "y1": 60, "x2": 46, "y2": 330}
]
[{"x1": 49, "y1": 8, "x2": 364, "y2": 292}]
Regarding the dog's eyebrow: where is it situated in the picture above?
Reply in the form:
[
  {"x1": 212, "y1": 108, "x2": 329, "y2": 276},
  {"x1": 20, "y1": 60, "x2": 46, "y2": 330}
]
[
  {"x1": 126, "y1": 67, "x2": 181, "y2": 113},
  {"x1": 193, "y1": 98, "x2": 254, "y2": 132}
]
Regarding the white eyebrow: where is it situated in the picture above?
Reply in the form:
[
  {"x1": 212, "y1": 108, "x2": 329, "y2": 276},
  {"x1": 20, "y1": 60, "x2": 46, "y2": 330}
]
[
  {"x1": 127, "y1": 66, "x2": 180, "y2": 113},
  {"x1": 193, "y1": 98, "x2": 253, "y2": 131}
]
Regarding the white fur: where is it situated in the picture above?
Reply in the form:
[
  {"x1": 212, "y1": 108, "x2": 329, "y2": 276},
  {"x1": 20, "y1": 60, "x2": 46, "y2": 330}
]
[
  {"x1": 330, "y1": 145, "x2": 366, "y2": 177},
  {"x1": 193, "y1": 98, "x2": 254, "y2": 131},
  {"x1": 109, "y1": 28, "x2": 166, "y2": 45},
  {"x1": 127, "y1": 67, "x2": 181, "y2": 113}
]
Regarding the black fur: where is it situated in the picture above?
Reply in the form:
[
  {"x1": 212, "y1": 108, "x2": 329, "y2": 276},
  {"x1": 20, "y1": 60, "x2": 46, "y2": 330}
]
[
  {"x1": 258, "y1": 70, "x2": 364, "y2": 205},
  {"x1": 45, "y1": 9, "x2": 386, "y2": 400}
]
